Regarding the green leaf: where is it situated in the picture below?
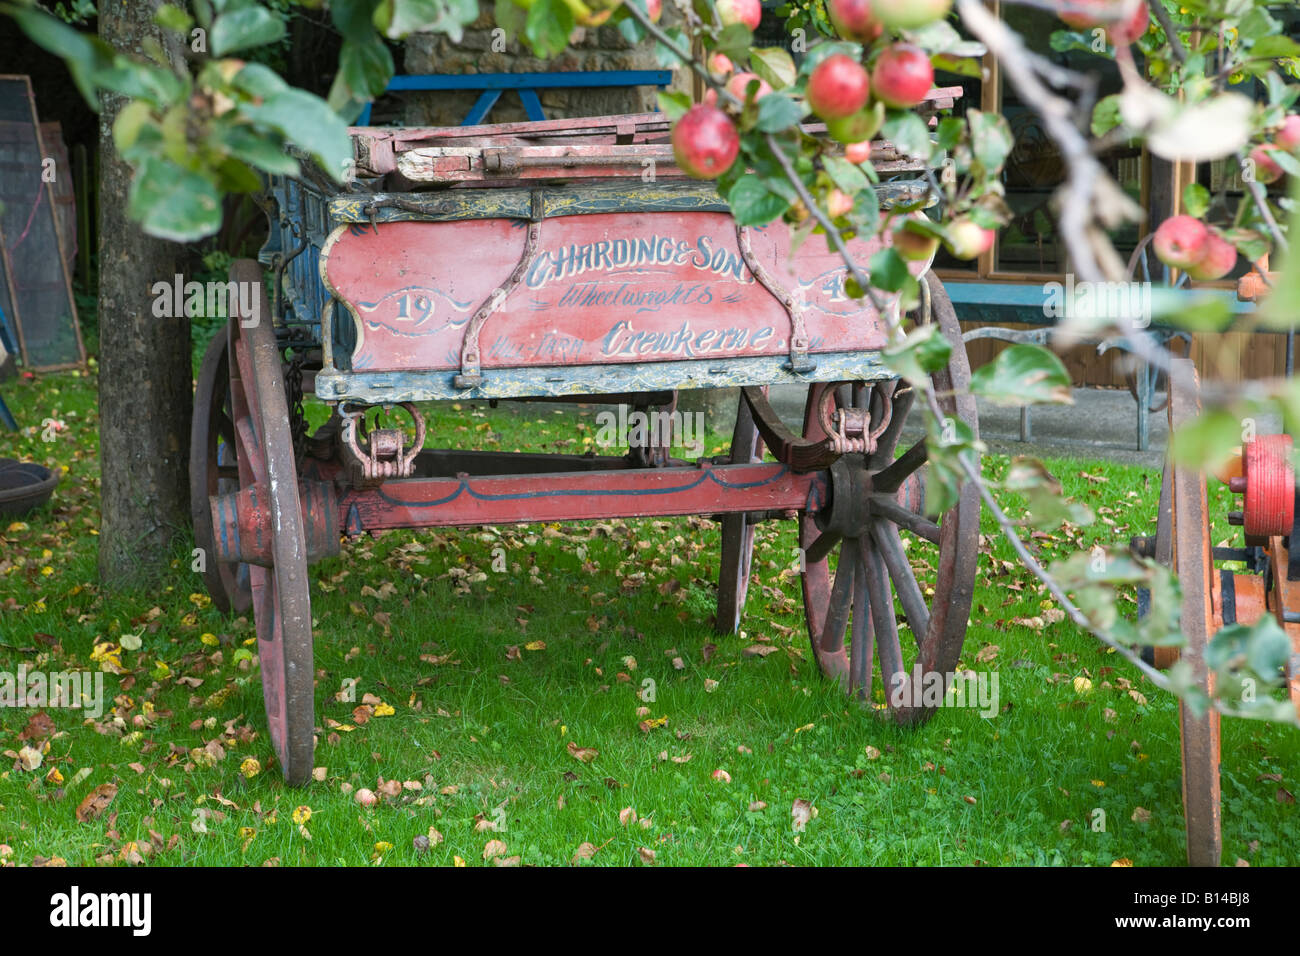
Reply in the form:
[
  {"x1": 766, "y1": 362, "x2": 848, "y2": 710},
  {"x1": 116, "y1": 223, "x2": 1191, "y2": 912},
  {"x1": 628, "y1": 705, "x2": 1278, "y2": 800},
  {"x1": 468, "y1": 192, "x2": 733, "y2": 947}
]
[
  {"x1": 112, "y1": 100, "x2": 154, "y2": 153},
  {"x1": 883, "y1": 323, "x2": 951, "y2": 383},
  {"x1": 217, "y1": 124, "x2": 301, "y2": 176},
  {"x1": 494, "y1": 0, "x2": 528, "y2": 37},
  {"x1": 715, "y1": 23, "x2": 755, "y2": 59},
  {"x1": 868, "y1": 247, "x2": 911, "y2": 294},
  {"x1": 1250, "y1": 36, "x2": 1300, "y2": 60},
  {"x1": 931, "y1": 54, "x2": 983, "y2": 78},
  {"x1": 823, "y1": 155, "x2": 867, "y2": 196},
  {"x1": 6, "y1": 3, "x2": 115, "y2": 109},
  {"x1": 754, "y1": 93, "x2": 803, "y2": 133},
  {"x1": 881, "y1": 111, "x2": 931, "y2": 161},
  {"x1": 1182, "y1": 182, "x2": 1210, "y2": 219},
  {"x1": 1168, "y1": 408, "x2": 1243, "y2": 472},
  {"x1": 211, "y1": 5, "x2": 286, "y2": 56},
  {"x1": 128, "y1": 155, "x2": 223, "y2": 242},
  {"x1": 967, "y1": 109, "x2": 1013, "y2": 173},
  {"x1": 726, "y1": 175, "x2": 790, "y2": 226},
  {"x1": 524, "y1": 0, "x2": 574, "y2": 58},
  {"x1": 245, "y1": 89, "x2": 353, "y2": 181},
  {"x1": 750, "y1": 47, "x2": 797, "y2": 89},
  {"x1": 969, "y1": 344, "x2": 1073, "y2": 406},
  {"x1": 374, "y1": 0, "x2": 479, "y2": 41},
  {"x1": 657, "y1": 90, "x2": 692, "y2": 121},
  {"x1": 331, "y1": 35, "x2": 395, "y2": 111},
  {"x1": 935, "y1": 116, "x2": 964, "y2": 152},
  {"x1": 1091, "y1": 94, "x2": 1124, "y2": 137},
  {"x1": 154, "y1": 4, "x2": 193, "y2": 32},
  {"x1": 231, "y1": 62, "x2": 289, "y2": 100}
]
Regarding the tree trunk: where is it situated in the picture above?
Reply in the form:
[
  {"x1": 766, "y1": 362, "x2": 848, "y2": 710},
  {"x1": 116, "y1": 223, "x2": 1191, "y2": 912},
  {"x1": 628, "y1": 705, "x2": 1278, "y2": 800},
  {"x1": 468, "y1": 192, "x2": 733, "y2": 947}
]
[{"x1": 96, "y1": 0, "x2": 192, "y2": 588}]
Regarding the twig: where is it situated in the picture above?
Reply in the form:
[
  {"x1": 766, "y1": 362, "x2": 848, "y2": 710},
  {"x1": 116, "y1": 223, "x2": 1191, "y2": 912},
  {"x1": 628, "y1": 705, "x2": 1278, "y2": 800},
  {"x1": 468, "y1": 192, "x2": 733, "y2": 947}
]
[
  {"x1": 1237, "y1": 150, "x2": 1290, "y2": 255},
  {"x1": 1147, "y1": 0, "x2": 1188, "y2": 64}
]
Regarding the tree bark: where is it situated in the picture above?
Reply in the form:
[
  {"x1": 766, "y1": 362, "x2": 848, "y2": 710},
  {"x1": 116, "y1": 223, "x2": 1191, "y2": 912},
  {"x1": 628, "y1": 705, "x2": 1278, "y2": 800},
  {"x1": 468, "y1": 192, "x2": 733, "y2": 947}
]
[{"x1": 96, "y1": 0, "x2": 192, "y2": 588}]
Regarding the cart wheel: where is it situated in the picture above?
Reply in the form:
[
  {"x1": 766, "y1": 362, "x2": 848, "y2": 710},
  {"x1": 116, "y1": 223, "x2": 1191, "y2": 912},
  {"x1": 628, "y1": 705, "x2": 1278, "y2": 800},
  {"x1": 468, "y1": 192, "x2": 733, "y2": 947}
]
[
  {"x1": 191, "y1": 328, "x2": 252, "y2": 615},
  {"x1": 227, "y1": 259, "x2": 316, "y2": 785},
  {"x1": 717, "y1": 387, "x2": 765, "y2": 634},
  {"x1": 1164, "y1": 358, "x2": 1223, "y2": 866},
  {"x1": 800, "y1": 272, "x2": 980, "y2": 725}
]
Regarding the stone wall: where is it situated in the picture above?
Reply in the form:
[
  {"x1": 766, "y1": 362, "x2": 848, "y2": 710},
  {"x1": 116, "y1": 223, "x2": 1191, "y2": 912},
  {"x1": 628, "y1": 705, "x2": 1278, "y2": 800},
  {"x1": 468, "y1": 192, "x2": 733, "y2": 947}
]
[{"x1": 397, "y1": 2, "x2": 690, "y2": 128}]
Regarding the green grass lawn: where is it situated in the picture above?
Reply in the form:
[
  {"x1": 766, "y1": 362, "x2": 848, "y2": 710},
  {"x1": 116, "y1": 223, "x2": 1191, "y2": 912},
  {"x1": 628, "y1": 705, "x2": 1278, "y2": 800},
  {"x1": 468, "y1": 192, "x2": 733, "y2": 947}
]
[{"x1": 0, "y1": 365, "x2": 1297, "y2": 867}]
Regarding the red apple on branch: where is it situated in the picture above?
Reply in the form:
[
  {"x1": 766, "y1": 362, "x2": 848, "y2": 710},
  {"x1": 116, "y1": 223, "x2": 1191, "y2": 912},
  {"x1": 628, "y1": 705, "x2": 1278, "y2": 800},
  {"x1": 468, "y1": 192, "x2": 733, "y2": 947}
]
[
  {"x1": 845, "y1": 140, "x2": 872, "y2": 164},
  {"x1": 871, "y1": 44, "x2": 934, "y2": 110},
  {"x1": 1151, "y1": 214, "x2": 1210, "y2": 270},
  {"x1": 945, "y1": 218, "x2": 996, "y2": 260},
  {"x1": 808, "y1": 54, "x2": 871, "y2": 121},
  {"x1": 1184, "y1": 231, "x2": 1238, "y2": 281},
  {"x1": 716, "y1": 0, "x2": 762, "y2": 31},
  {"x1": 828, "y1": 0, "x2": 884, "y2": 43},
  {"x1": 672, "y1": 105, "x2": 740, "y2": 179}
]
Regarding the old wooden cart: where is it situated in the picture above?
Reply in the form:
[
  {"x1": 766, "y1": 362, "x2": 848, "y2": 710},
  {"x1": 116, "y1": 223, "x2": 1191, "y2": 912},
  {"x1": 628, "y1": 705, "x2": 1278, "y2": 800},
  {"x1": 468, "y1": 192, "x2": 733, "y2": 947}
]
[{"x1": 190, "y1": 103, "x2": 979, "y2": 785}]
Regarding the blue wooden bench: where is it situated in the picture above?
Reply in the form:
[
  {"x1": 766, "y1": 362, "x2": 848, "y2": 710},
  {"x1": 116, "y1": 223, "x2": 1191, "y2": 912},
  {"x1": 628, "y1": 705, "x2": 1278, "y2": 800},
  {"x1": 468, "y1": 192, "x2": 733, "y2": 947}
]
[
  {"x1": 944, "y1": 281, "x2": 1257, "y2": 451},
  {"x1": 357, "y1": 70, "x2": 674, "y2": 127}
]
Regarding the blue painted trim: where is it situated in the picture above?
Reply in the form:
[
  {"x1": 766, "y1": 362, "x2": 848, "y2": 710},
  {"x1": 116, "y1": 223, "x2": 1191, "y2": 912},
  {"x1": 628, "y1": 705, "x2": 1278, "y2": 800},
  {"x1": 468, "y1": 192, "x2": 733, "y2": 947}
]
[
  {"x1": 464, "y1": 89, "x2": 503, "y2": 126},
  {"x1": 944, "y1": 280, "x2": 1258, "y2": 316},
  {"x1": 357, "y1": 71, "x2": 673, "y2": 126},
  {"x1": 518, "y1": 88, "x2": 545, "y2": 122}
]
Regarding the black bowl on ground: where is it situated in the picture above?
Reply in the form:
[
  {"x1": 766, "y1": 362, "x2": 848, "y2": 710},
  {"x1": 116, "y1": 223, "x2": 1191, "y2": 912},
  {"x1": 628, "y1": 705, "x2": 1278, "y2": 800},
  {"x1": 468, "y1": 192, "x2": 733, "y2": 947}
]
[{"x1": 0, "y1": 458, "x2": 59, "y2": 517}]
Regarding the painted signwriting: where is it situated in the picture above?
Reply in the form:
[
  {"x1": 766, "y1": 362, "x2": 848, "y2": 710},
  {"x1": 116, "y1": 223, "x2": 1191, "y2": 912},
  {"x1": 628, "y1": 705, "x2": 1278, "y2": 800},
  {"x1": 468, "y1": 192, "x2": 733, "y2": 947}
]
[{"x1": 321, "y1": 211, "x2": 907, "y2": 374}]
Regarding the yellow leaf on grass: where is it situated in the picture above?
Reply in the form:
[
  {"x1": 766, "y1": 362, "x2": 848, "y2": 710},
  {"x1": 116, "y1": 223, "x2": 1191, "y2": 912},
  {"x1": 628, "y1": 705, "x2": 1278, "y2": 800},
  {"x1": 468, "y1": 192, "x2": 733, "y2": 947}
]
[
  {"x1": 525, "y1": 641, "x2": 547, "y2": 651},
  {"x1": 240, "y1": 757, "x2": 262, "y2": 779},
  {"x1": 292, "y1": 806, "x2": 312, "y2": 825},
  {"x1": 373, "y1": 702, "x2": 395, "y2": 717}
]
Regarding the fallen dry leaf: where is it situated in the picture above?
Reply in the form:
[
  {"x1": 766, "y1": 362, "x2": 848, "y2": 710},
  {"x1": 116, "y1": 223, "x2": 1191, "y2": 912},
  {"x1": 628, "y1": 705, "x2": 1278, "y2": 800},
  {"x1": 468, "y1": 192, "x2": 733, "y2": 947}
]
[
  {"x1": 791, "y1": 798, "x2": 814, "y2": 832},
  {"x1": 571, "y1": 842, "x2": 598, "y2": 863},
  {"x1": 566, "y1": 742, "x2": 598, "y2": 763},
  {"x1": 482, "y1": 839, "x2": 508, "y2": 860},
  {"x1": 76, "y1": 783, "x2": 118, "y2": 822}
]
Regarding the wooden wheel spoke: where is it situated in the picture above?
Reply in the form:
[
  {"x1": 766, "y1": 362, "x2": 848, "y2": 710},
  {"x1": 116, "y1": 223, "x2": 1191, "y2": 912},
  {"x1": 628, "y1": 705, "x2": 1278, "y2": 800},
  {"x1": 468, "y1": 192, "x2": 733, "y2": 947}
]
[
  {"x1": 820, "y1": 539, "x2": 858, "y2": 655},
  {"x1": 871, "y1": 520, "x2": 931, "y2": 649},
  {"x1": 873, "y1": 439, "x2": 928, "y2": 494},
  {"x1": 862, "y1": 534, "x2": 905, "y2": 692},
  {"x1": 869, "y1": 382, "x2": 915, "y2": 469},
  {"x1": 805, "y1": 529, "x2": 842, "y2": 566},
  {"x1": 869, "y1": 494, "x2": 941, "y2": 545},
  {"x1": 848, "y1": 538, "x2": 873, "y2": 699},
  {"x1": 235, "y1": 414, "x2": 267, "y2": 485}
]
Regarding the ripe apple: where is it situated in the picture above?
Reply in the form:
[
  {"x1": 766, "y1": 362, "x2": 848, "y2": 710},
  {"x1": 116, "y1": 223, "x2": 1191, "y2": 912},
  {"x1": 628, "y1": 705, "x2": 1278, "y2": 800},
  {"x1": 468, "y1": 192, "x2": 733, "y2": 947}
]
[
  {"x1": 1184, "y1": 231, "x2": 1238, "y2": 281},
  {"x1": 716, "y1": 0, "x2": 762, "y2": 31},
  {"x1": 1151, "y1": 214, "x2": 1210, "y2": 270},
  {"x1": 1249, "y1": 143, "x2": 1284, "y2": 184},
  {"x1": 871, "y1": 43, "x2": 934, "y2": 110},
  {"x1": 827, "y1": 189, "x2": 855, "y2": 218},
  {"x1": 945, "y1": 218, "x2": 995, "y2": 260},
  {"x1": 893, "y1": 224, "x2": 940, "y2": 261},
  {"x1": 672, "y1": 105, "x2": 741, "y2": 179},
  {"x1": 1108, "y1": 1, "x2": 1148, "y2": 45},
  {"x1": 845, "y1": 140, "x2": 872, "y2": 164},
  {"x1": 707, "y1": 52, "x2": 734, "y2": 77},
  {"x1": 807, "y1": 54, "x2": 871, "y2": 121},
  {"x1": 824, "y1": 102, "x2": 885, "y2": 143},
  {"x1": 1276, "y1": 114, "x2": 1300, "y2": 152},
  {"x1": 646, "y1": 0, "x2": 663, "y2": 22},
  {"x1": 727, "y1": 72, "x2": 772, "y2": 102},
  {"x1": 872, "y1": 0, "x2": 951, "y2": 30},
  {"x1": 828, "y1": 0, "x2": 883, "y2": 43}
]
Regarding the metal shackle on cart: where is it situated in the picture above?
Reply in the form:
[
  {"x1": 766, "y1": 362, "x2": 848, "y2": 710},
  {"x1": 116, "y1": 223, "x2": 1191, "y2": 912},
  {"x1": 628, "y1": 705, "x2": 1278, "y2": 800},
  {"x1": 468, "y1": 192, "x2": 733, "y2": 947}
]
[{"x1": 190, "y1": 93, "x2": 981, "y2": 785}]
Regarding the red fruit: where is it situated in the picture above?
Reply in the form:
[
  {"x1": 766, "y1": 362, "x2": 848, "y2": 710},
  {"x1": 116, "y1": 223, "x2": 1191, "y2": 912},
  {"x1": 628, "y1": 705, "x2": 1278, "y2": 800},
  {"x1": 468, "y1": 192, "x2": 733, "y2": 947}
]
[
  {"x1": 646, "y1": 0, "x2": 663, "y2": 22},
  {"x1": 1276, "y1": 114, "x2": 1300, "y2": 152},
  {"x1": 707, "y1": 52, "x2": 734, "y2": 77},
  {"x1": 827, "y1": 189, "x2": 855, "y2": 219},
  {"x1": 1250, "y1": 143, "x2": 1284, "y2": 184},
  {"x1": 716, "y1": 0, "x2": 762, "y2": 30},
  {"x1": 845, "y1": 140, "x2": 872, "y2": 164},
  {"x1": 1108, "y1": 1, "x2": 1148, "y2": 44},
  {"x1": 945, "y1": 218, "x2": 995, "y2": 260},
  {"x1": 871, "y1": 43, "x2": 934, "y2": 110},
  {"x1": 1151, "y1": 214, "x2": 1210, "y2": 270},
  {"x1": 873, "y1": 0, "x2": 950, "y2": 29},
  {"x1": 727, "y1": 72, "x2": 772, "y2": 103},
  {"x1": 893, "y1": 224, "x2": 940, "y2": 261},
  {"x1": 1185, "y1": 231, "x2": 1238, "y2": 281},
  {"x1": 671, "y1": 105, "x2": 740, "y2": 179},
  {"x1": 808, "y1": 54, "x2": 871, "y2": 122},
  {"x1": 828, "y1": 0, "x2": 883, "y2": 43}
]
